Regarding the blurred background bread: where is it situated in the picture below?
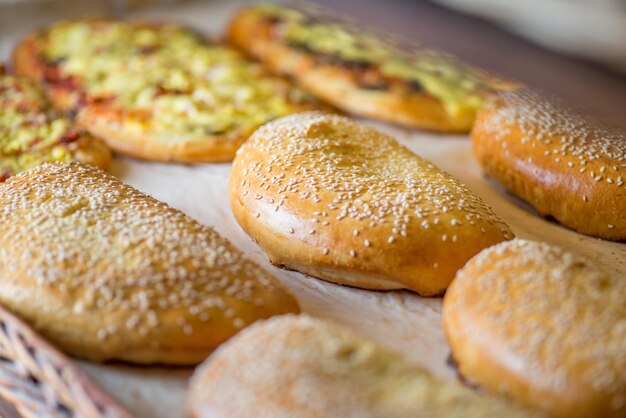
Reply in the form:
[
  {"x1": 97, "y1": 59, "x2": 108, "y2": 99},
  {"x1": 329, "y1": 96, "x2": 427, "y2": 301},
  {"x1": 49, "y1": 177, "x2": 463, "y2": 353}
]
[{"x1": 188, "y1": 315, "x2": 543, "y2": 418}]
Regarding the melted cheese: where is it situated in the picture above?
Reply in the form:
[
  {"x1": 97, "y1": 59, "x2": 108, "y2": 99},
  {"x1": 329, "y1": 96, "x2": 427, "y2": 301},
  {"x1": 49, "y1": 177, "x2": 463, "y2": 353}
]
[
  {"x1": 0, "y1": 76, "x2": 74, "y2": 177},
  {"x1": 254, "y1": 3, "x2": 502, "y2": 119},
  {"x1": 42, "y1": 21, "x2": 301, "y2": 138}
]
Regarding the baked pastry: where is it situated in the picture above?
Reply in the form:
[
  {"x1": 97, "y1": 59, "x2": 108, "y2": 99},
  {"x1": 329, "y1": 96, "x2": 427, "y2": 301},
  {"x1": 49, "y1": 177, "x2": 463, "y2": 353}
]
[
  {"x1": 0, "y1": 74, "x2": 110, "y2": 181},
  {"x1": 227, "y1": 3, "x2": 515, "y2": 132},
  {"x1": 443, "y1": 239, "x2": 626, "y2": 418},
  {"x1": 472, "y1": 88, "x2": 625, "y2": 241},
  {"x1": 12, "y1": 20, "x2": 318, "y2": 162},
  {"x1": 187, "y1": 315, "x2": 542, "y2": 418},
  {"x1": 0, "y1": 162, "x2": 299, "y2": 364},
  {"x1": 229, "y1": 112, "x2": 513, "y2": 295}
]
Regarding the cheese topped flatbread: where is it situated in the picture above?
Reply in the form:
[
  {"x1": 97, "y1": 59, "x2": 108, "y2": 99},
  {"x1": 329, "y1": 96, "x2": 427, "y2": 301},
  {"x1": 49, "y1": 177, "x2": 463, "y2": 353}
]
[
  {"x1": 0, "y1": 74, "x2": 111, "y2": 181},
  {"x1": 14, "y1": 20, "x2": 319, "y2": 162},
  {"x1": 228, "y1": 3, "x2": 517, "y2": 132}
]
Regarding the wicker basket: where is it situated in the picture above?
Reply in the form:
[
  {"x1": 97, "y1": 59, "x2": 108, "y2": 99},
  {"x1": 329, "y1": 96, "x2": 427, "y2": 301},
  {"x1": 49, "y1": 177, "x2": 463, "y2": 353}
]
[{"x1": 0, "y1": 304, "x2": 134, "y2": 418}]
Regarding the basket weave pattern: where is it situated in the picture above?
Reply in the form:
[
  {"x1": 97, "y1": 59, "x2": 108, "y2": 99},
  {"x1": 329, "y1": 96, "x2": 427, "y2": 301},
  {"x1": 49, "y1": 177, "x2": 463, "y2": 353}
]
[{"x1": 0, "y1": 305, "x2": 134, "y2": 418}]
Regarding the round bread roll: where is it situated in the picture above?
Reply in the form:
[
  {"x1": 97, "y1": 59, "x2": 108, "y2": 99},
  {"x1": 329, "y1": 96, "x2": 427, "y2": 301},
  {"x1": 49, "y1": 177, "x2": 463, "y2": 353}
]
[
  {"x1": 0, "y1": 162, "x2": 298, "y2": 364},
  {"x1": 187, "y1": 315, "x2": 543, "y2": 418},
  {"x1": 443, "y1": 239, "x2": 626, "y2": 418},
  {"x1": 228, "y1": 3, "x2": 515, "y2": 133},
  {"x1": 472, "y1": 88, "x2": 626, "y2": 241},
  {"x1": 229, "y1": 112, "x2": 513, "y2": 295}
]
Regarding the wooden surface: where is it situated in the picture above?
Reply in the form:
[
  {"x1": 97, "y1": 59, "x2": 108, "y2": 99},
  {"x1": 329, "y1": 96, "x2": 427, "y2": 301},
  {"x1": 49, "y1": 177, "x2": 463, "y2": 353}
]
[{"x1": 0, "y1": 1, "x2": 624, "y2": 417}]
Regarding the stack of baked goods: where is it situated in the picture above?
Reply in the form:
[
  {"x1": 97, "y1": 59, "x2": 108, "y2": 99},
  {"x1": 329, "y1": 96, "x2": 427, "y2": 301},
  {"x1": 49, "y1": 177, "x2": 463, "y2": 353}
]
[{"x1": 0, "y1": 2, "x2": 623, "y2": 417}]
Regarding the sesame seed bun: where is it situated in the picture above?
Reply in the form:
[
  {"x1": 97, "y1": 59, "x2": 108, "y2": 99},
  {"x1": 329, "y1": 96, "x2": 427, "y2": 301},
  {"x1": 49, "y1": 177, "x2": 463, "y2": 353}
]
[
  {"x1": 0, "y1": 162, "x2": 299, "y2": 364},
  {"x1": 471, "y1": 88, "x2": 626, "y2": 241},
  {"x1": 443, "y1": 239, "x2": 626, "y2": 418},
  {"x1": 229, "y1": 112, "x2": 513, "y2": 295},
  {"x1": 187, "y1": 315, "x2": 543, "y2": 418}
]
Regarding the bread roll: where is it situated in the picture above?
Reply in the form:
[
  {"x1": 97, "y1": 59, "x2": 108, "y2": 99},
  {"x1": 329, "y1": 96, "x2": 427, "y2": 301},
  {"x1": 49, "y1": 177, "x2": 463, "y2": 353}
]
[
  {"x1": 229, "y1": 112, "x2": 513, "y2": 295},
  {"x1": 0, "y1": 74, "x2": 111, "y2": 181},
  {"x1": 443, "y1": 239, "x2": 626, "y2": 418},
  {"x1": 187, "y1": 315, "x2": 543, "y2": 418},
  {"x1": 472, "y1": 88, "x2": 625, "y2": 241},
  {"x1": 12, "y1": 20, "x2": 318, "y2": 162},
  {"x1": 0, "y1": 162, "x2": 298, "y2": 364},
  {"x1": 228, "y1": 3, "x2": 515, "y2": 132}
]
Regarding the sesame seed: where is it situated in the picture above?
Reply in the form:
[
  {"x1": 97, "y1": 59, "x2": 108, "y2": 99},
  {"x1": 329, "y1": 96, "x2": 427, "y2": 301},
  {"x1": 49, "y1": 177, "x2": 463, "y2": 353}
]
[
  {"x1": 0, "y1": 163, "x2": 294, "y2": 344},
  {"x1": 234, "y1": 113, "x2": 513, "y2": 270}
]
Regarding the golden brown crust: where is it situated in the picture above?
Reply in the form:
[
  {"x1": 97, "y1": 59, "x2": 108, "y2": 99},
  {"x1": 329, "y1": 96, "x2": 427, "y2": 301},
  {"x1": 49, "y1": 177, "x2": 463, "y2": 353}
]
[
  {"x1": 12, "y1": 20, "x2": 320, "y2": 162},
  {"x1": 228, "y1": 7, "x2": 504, "y2": 132},
  {"x1": 0, "y1": 163, "x2": 299, "y2": 364},
  {"x1": 443, "y1": 239, "x2": 626, "y2": 418},
  {"x1": 472, "y1": 88, "x2": 626, "y2": 241},
  {"x1": 229, "y1": 112, "x2": 513, "y2": 295},
  {"x1": 187, "y1": 315, "x2": 543, "y2": 418},
  {"x1": 76, "y1": 106, "x2": 252, "y2": 163}
]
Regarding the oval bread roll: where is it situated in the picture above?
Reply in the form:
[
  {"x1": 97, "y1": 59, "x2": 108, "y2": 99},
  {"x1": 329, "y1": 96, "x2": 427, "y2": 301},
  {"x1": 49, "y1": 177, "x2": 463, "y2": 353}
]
[
  {"x1": 229, "y1": 112, "x2": 513, "y2": 295},
  {"x1": 187, "y1": 315, "x2": 543, "y2": 418},
  {"x1": 0, "y1": 162, "x2": 298, "y2": 364},
  {"x1": 443, "y1": 239, "x2": 626, "y2": 418},
  {"x1": 471, "y1": 88, "x2": 626, "y2": 241}
]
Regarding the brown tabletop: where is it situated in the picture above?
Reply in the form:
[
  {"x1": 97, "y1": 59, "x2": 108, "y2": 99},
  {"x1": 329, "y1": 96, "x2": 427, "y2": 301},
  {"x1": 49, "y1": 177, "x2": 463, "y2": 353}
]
[{"x1": 314, "y1": 0, "x2": 626, "y2": 128}]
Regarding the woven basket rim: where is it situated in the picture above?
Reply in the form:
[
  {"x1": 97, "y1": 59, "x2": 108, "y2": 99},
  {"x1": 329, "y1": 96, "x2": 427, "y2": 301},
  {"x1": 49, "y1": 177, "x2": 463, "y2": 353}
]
[{"x1": 0, "y1": 302, "x2": 136, "y2": 418}]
